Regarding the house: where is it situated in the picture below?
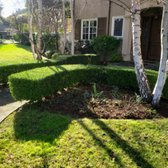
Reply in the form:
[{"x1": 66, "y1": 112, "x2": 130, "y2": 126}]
[{"x1": 74, "y1": 0, "x2": 162, "y2": 61}]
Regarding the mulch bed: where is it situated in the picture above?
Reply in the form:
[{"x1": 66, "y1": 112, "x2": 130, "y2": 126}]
[{"x1": 37, "y1": 84, "x2": 168, "y2": 119}]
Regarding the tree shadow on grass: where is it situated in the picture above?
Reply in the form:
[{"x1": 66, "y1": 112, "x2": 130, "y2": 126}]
[
  {"x1": 14, "y1": 104, "x2": 72, "y2": 143},
  {"x1": 77, "y1": 119, "x2": 154, "y2": 168},
  {"x1": 77, "y1": 120, "x2": 125, "y2": 168},
  {"x1": 93, "y1": 120, "x2": 154, "y2": 168},
  {"x1": 15, "y1": 44, "x2": 32, "y2": 52}
]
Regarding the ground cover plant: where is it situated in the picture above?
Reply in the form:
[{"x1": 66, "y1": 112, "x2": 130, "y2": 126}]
[{"x1": 0, "y1": 104, "x2": 167, "y2": 168}]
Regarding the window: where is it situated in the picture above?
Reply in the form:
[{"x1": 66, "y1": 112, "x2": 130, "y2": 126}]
[
  {"x1": 81, "y1": 19, "x2": 97, "y2": 40},
  {"x1": 112, "y1": 16, "x2": 124, "y2": 38}
]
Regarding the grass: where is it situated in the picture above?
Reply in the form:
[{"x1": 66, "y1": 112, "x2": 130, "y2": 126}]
[
  {"x1": 0, "y1": 44, "x2": 34, "y2": 65},
  {"x1": 0, "y1": 104, "x2": 167, "y2": 168}
]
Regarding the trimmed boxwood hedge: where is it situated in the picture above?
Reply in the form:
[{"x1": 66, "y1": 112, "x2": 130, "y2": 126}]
[
  {"x1": 0, "y1": 55, "x2": 98, "y2": 84},
  {"x1": 0, "y1": 54, "x2": 122, "y2": 84},
  {"x1": 8, "y1": 64, "x2": 168, "y2": 101},
  {"x1": 0, "y1": 61, "x2": 56, "y2": 83}
]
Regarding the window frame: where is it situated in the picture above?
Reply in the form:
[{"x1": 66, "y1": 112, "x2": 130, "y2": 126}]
[
  {"x1": 111, "y1": 16, "x2": 124, "y2": 38},
  {"x1": 81, "y1": 18, "x2": 98, "y2": 40}
]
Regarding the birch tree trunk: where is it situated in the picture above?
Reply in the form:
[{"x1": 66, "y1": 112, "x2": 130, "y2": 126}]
[
  {"x1": 70, "y1": 0, "x2": 75, "y2": 55},
  {"x1": 152, "y1": 0, "x2": 168, "y2": 106},
  {"x1": 36, "y1": 0, "x2": 43, "y2": 60},
  {"x1": 28, "y1": 0, "x2": 36, "y2": 59},
  {"x1": 61, "y1": 0, "x2": 67, "y2": 54},
  {"x1": 131, "y1": 0, "x2": 151, "y2": 101}
]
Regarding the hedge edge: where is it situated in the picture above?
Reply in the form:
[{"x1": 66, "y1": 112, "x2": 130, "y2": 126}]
[{"x1": 8, "y1": 64, "x2": 168, "y2": 101}]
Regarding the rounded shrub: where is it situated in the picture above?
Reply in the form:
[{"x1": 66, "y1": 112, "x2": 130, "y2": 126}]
[{"x1": 91, "y1": 36, "x2": 121, "y2": 65}]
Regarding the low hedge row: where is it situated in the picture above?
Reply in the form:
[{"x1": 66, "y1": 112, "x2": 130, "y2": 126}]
[
  {"x1": 0, "y1": 60, "x2": 57, "y2": 84},
  {"x1": 0, "y1": 53, "x2": 122, "y2": 84},
  {"x1": 0, "y1": 55, "x2": 98, "y2": 84},
  {"x1": 8, "y1": 64, "x2": 168, "y2": 101}
]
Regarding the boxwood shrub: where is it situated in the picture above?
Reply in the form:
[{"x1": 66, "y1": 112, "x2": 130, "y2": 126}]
[
  {"x1": 0, "y1": 55, "x2": 98, "y2": 84},
  {"x1": 8, "y1": 65, "x2": 104, "y2": 100},
  {"x1": 1, "y1": 53, "x2": 123, "y2": 84},
  {"x1": 0, "y1": 60, "x2": 57, "y2": 84},
  {"x1": 8, "y1": 64, "x2": 168, "y2": 101}
]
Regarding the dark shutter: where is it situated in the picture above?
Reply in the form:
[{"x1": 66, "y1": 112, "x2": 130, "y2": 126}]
[
  {"x1": 98, "y1": 17, "x2": 107, "y2": 36},
  {"x1": 75, "y1": 20, "x2": 81, "y2": 40}
]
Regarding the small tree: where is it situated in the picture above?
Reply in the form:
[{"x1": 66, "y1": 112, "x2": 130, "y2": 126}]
[{"x1": 131, "y1": 0, "x2": 151, "y2": 101}]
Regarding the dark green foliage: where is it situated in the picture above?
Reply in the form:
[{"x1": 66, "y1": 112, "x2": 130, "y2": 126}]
[
  {"x1": 13, "y1": 33, "x2": 30, "y2": 45},
  {"x1": 54, "y1": 54, "x2": 99, "y2": 65},
  {"x1": 13, "y1": 33, "x2": 59, "y2": 51},
  {"x1": 91, "y1": 36, "x2": 121, "y2": 65},
  {"x1": 42, "y1": 33, "x2": 59, "y2": 52},
  {"x1": 75, "y1": 40, "x2": 95, "y2": 54},
  {"x1": 8, "y1": 65, "x2": 168, "y2": 101},
  {"x1": 111, "y1": 54, "x2": 123, "y2": 62}
]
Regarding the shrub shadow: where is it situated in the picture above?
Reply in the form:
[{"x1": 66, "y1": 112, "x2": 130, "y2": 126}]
[{"x1": 14, "y1": 104, "x2": 72, "y2": 143}]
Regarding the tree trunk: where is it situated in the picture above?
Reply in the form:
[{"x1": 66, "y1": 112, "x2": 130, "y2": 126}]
[
  {"x1": 61, "y1": 0, "x2": 67, "y2": 54},
  {"x1": 131, "y1": 0, "x2": 151, "y2": 101},
  {"x1": 28, "y1": 0, "x2": 36, "y2": 59},
  {"x1": 36, "y1": 0, "x2": 43, "y2": 60},
  {"x1": 70, "y1": 0, "x2": 75, "y2": 55},
  {"x1": 152, "y1": 0, "x2": 168, "y2": 106}
]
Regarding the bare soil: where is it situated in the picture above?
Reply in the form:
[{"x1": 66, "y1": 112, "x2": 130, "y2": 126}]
[{"x1": 38, "y1": 84, "x2": 168, "y2": 119}]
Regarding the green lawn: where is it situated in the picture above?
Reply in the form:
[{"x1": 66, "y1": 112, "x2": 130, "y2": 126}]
[
  {"x1": 0, "y1": 44, "x2": 34, "y2": 65},
  {"x1": 0, "y1": 104, "x2": 167, "y2": 168}
]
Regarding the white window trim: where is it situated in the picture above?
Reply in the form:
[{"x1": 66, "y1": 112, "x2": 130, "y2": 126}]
[
  {"x1": 81, "y1": 18, "x2": 98, "y2": 40},
  {"x1": 111, "y1": 16, "x2": 124, "y2": 39}
]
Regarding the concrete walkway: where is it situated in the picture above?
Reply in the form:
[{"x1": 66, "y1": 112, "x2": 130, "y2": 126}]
[{"x1": 0, "y1": 87, "x2": 27, "y2": 123}]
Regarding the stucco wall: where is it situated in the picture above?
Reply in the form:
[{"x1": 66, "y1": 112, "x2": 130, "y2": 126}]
[
  {"x1": 75, "y1": 0, "x2": 109, "y2": 19},
  {"x1": 74, "y1": 0, "x2": 163, "y2": 61},
  {"x1": 141, "y1": 0, "x2": 162, "y2": 9}
]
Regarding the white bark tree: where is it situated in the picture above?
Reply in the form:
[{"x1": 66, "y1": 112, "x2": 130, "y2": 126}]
[
  {"x1": 152, "y1": 0, "x2": 168, "y2": 106},
  {"x1": 28, "y1": 0, "x2": 43, "y2": 60},
  {"x1": 61, "y1": 0, "x2": 67, "y2": 54},
  {"x1": 28, "y1": 0, "x2": 36, "y2": 59},
  {"x1": 36, "y1": 0, "x2": 43, "y2": 60},
  {"x1": 70, "y1": 0, "x2": 75, "y2": 55},
  {"x1": 131, "y1": 0, "x2": 151, "y2": 101}
]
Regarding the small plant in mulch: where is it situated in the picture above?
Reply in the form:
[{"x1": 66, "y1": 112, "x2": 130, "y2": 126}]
[{"x1": 38, "y1": 84, "x2": 167, "y2": 119}]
